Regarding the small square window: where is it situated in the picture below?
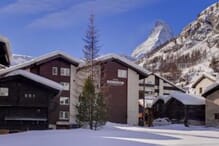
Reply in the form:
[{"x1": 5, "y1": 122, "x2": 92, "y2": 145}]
[
  {"x1": 60, "y1": 97, "x2": 69, "y2": 105},
  {"x1": 118, "y1": 69, "x2": 127, "y2": 78},
  {"x1": 59, "y1": 111, "x2": 69, "y2": 120},
  {"x1": 60, "y1": 68, "x2": 70, "y2": 76},
  {"x1": 52, "y1": 67, "x2": 58, "y2": 76},
  {"x1": 199, "y1": 88, "x2": 203, "y2": 94},
  {"x1": 0, "y1": 88, "x2": 9, "y2": 96}
]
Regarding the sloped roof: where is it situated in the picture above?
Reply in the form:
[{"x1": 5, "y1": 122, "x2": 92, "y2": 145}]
[
  {"x1": 0, "y1": 36, "x2": 12, "y2": 65},
  {"x1": 0, "y1": 51, "x2": 81, "y2": 75},
  {"x1": 5, "y1": 70, "x2": 63, "y2": 91},
  {"x1": 152, "y1": 95, "x2": 172, "y2": 105},
  {"x1": 95, "y1": 53, "x2": 150, "y2": 78},
  {"x1": 202, "y1": 81, "x2": 219, "y2": 97},
  {"x1": 191, "y1": 73, "x2": 216, "y2": 88},
  {"x1": 153, "y1": 73, "x2": 185, "y2": 92},
  {"x1": 170, "y1": 91, "x2": 205, "y2": 105}
]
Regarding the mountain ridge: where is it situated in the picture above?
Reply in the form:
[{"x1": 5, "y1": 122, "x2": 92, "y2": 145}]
[{"x1": 136, "y1": 2, "x2": 219, "y2": 89}]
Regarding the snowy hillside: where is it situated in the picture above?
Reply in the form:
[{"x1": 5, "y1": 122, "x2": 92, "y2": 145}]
[
  {"x1": 131, "y1": 20, "x2": 173, "y2": 58},
  {"x1": 137, "y1": 2, "x2": 219, "y2": 87},
  {"x1": 12, "y1": 54, "x2": 34, "y2": 65}
]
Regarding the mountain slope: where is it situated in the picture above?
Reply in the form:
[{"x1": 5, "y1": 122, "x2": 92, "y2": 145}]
[
  {"x1": 131, "y1": 20, "x2": 173, "y2": 58},
  {"x1": 137, "y1": 2, "x2": 219, "y2": 87},
  {"x1": 12, "y1": 54, "x2": 34, "y2": 65}
]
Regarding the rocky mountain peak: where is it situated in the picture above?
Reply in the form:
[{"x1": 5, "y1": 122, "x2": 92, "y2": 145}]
[{"x1": 131, "y1": 20, "x2": 173, "y2": 59}]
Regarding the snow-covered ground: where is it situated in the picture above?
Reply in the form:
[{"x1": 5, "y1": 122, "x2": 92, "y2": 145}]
[{"x1": 1, "y1": 123, "x2": 219, "y2": 146}]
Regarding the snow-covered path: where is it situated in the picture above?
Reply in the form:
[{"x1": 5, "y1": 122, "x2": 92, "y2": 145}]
[{"x1": 0, "y1": 123, "x2": 219, "y2": 146}]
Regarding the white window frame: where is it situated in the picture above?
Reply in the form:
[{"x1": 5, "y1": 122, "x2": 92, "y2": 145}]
[
  {"x1": 60, "y1": 82, "x2": 70, "y2": 91},
  {"x1": 60, "y1": 68, "x2": 70, "y2": 76},
  {"x1": 0, "y1": 87, "x2": 8, "y2": 96},
  {"x1": 59, "y1": 111, "x2": 69, "y2": 120},
  {"x1": 60, "y1": 97, "x2": 70, "y2": 105},
  {"x1": 118, "y1": 69, "x2": 127, "y2": 78},
  {"x1": 52, "y1": 67, "x2": 58, "y2": 76}
]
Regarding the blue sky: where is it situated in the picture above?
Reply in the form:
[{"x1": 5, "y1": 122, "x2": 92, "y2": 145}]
[{"x1": 0, "y1": 0, "x2": 217, "y2": 59}]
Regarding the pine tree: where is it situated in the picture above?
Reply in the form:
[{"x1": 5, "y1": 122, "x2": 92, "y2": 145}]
[
  {"x1": 93, "y1": 92, "x2": 107, "y2": 130},
  {"x1": 76, "y1": 94, "x2": 89, "y2": 126},
  {"x1": 83, "y1": 14, "x2": 99, "y2": 79},
  {"x1": 76, "y1": 77, "x2": 95, "y2": 128},
  {"x1": 77, "y1": 14, "x2": 106, "y2": 130}
]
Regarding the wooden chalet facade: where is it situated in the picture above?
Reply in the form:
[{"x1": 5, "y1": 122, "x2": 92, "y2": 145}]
[
  {"x1": 0, "y1": 70, "x2": 62, "y2": 131},
  {"x1": 138, "y1": 73, "x2": 185, "y2": 126},
  {"x1": 0, "y1": 52, "x2": 81, "y2": 129},
  {"x1": 77, "y1": 54, "x2": 149, "y2": 125},
  {"x1": 152, "y1": 92, "x2": 205, "y2": 125}
]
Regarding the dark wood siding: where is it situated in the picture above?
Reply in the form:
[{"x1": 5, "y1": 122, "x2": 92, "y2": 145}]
[
  {"x1": 101, "y1": 60, "x2": 128, "y2": 124},
  {"x1": 0, "y1": 76, "x2": 58, "y2": 130},
  {"x1": 29, "y1": 58, "x2": 71, "y2": 125}
]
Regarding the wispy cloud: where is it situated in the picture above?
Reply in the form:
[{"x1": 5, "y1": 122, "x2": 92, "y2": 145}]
[
  {"x1": 0, "y1": 0, "x2": 158, "y2": 29},
  {"x1": 28, "y1": 0, "x2": 157, "y2": 29},
  {"x1": 0, "y1": 0, "x2": 82, "y2": 15}
]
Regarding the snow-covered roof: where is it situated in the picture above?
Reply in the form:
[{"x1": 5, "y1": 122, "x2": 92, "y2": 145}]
[
  {"x1": 170, "y1": 91, "x2": 205, "y2": 105},
  {"x1": 152, "y1": 95, "x2": 172, "y2": 105},
  {"x1": 191, "y1": 73, "x2": 216, "y2": 88},
  {"x1": 139, "y1": 95, "x2": 171, "y2": 108},
  {"x1": 0, "y1": 51, "x2": 81, "y2": 75},
  {"x1": 202, "y1": 81, "x2": 219, "y2": 97},
  {"x1": 0, "y1": 36, "x2": 12, "y2": 65},
  {"x1": 5, "y1": 70, "x2": 63, "y2": 91},
  {"x1": 153, "y1": 73, "x2": 185, "y2": 92},
  {"x1": 95, "y1": 53, "x2": 150, "y2": 77}
]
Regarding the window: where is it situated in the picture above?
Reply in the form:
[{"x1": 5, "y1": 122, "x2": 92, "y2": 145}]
[
  {"x1": 146, "y1": 80, "x2": 153, "y2": 84},
  {"x1": 0, "y1": 87, "x2": 8, "y2": 96},
  {"x1": 24, "y1": 93, "x2": 36, "y2": 99},
  {"x1": 52, "y1": 67, "x2": 58, "y2": 76},
  {"x1": 60, "y1": 68, "x2": 70, "y2": 76},
  {"x1": 215, "y1": 113, "x2": 219, "y2": 119},
  {"x1": 118, "y1": 69, "x2": 127, "y2": 78},
  {"x1": 199, "y1": 87, "x2": 203, "y2": 94},
  {"x1": 60, "y1": 82, "x2": 70, "y2": 91},
  {"x1": 60, "y1": 97, "x2": 69, "y2": 105},
  {"x1": 59, "y1": 111, "x2": 69, "y2": 120}
]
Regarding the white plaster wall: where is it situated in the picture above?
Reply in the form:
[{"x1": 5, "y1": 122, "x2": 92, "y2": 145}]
[
  {"x1": 159, "y1": 79, "x2": 164, "y2": 96},
  {"x1": 145, "y1": 75, "x2": 155, "y2": 84},
  {"x1": 69, "y1": 65, "x2": 78, "y2": 124},
  {"x1": 127, "y1": 68, "x2": 139, "y2": 125},
  {"x1": 194, "y1": 78, "x2": 215, "y2": 96},
  {"x1": 206, "y1": 90, "x2": 219, "y2": 127}
]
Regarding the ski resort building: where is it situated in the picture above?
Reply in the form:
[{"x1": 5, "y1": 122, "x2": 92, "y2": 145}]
[
  {"x1": 77, "y1": 54, "x2": 150, "y2": 125},
  {"x1": 139, "y1": 73, "x2": 185, "y2": 99},
  {"x1": 0, "y1": 36, "x2": 208, "y2": 129},
  {"x1": 0, "y1": 51, "x2": 81, "y2": 129},
  {"x1": 0, "y1": 70, "x2": 63, "y2": 131}
]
